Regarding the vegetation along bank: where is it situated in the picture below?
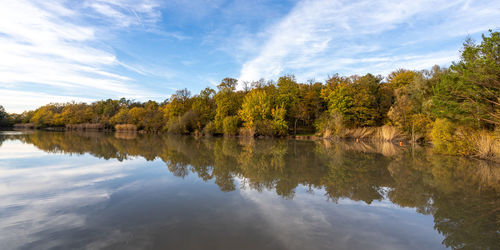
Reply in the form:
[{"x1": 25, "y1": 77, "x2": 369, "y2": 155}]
[{"x1": 1, "y1": 31, "x2": 498, "y2": 161}]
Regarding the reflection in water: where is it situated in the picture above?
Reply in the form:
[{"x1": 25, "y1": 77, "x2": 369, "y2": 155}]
[{"x1": 0, "y1": 131, "x2": 498, "y2": 249}]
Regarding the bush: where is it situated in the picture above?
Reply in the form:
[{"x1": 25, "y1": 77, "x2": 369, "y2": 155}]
[
  {"x1": 431, "y1": 118, "x2": 457, "y2": 154},
  {"x1": 239, "y1": 127, "x2": 255, "y2": 137},
  {"x1": 222, "y1": 116, "x2": 240, "y2": 136},
  {"x1": 431, "y1": 119, "x2": 499, "y2": 161},
  {"x1": 315, "y1": 112, "x2": 344, "y2": 138},
  {"x1": 166, "y1": 119, "x2": 185, "y2": 134},
  {"x1": 203, "y1": 121, "x2": 217, "y2": 136},
  {"x1": 409, "y1": 114, "x2": 433, "y2": 142},
  {"x1": 180, "y1": 110, "x2": 200, "y2": 133},
  {"x1": 255, "y1": 120, "x2": 273, "y2": 136}
]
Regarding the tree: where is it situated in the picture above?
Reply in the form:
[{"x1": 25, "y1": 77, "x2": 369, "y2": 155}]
[
  {"x1": 276, "y1": 75, "x2": 300, "y2": 133},
  {"x1": 322, "y1": 74, "x2": 387, "y2": 127},
  {"x1": 387, "y1": 69, "x2": 418, "y2": 89},
  {"x1": 432, "y1": 31, "x2": 500, "y2": 129},
  {"x1": 238, "y1": 89, "x2": 271, "y2": 128},
  {"x1": 0, "y1": 105, "x2": 11, "y2": 127},
  {"x1": 214, "y1": 78, "x2": 243, "y2": 132},
  {"x1": 192, "y1": 87, "x2": 216, "y2": 127},
  {"x1": 162, "y1": 88, "x2": 192, "y2": 120}
]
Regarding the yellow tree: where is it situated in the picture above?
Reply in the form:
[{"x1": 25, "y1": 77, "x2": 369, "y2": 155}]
[{"x1": 238, "y1": 89, "x2": 271, "y2": 128}]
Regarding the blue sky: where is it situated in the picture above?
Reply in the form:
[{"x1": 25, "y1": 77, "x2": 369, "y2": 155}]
[{"x1": 0, "y1": 0, "x2": 498, "y2": 113}]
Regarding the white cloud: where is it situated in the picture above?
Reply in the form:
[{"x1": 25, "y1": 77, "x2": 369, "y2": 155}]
[
  {"x1": 0, "y1": 0, "x2": 163, "y2": 112},
  {"x1": 0, "y1": 141, "x2": 133, "y2": 249},
  {"x1": 0, "y1": 89, "x2": 95, "y2": 113},
  {"x1": 237, "y1": 182, "x2": 443, "y2": 250},
  {"x1": 238, "y1": 0, "x2": 499, "y2": 82}
]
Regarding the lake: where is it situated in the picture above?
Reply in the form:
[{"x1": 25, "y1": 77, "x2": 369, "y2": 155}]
[{"x1": 0, "y1": 131, "x2": 498, "y2": 250}]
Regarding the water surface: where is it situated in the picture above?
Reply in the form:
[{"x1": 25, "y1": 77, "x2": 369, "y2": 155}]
[{"x1": 0, "y1": 131, "x2": 498, "y2": 249}]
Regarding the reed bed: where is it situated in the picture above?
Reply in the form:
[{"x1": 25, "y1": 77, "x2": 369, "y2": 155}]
[
  {"x1": 338, "y1": 125, "x2": 406, "y2": 142},
  {"x1": 65, "y1": 123, "x2": 104, "y2": 131},
  {"x1": 470, "y1": 131, "x2": 499, "y2": 162},
  {"x1": 13, "y1": 123, "x2": 35, "y2": 129},
  {"x1": 114, "y1": 124, "x2": 137, "y2": 132},
  {"x1": 114, "y1": 131, "x2": 137, "y2": 140}
]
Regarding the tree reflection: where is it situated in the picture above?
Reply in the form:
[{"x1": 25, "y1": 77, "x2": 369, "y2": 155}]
[{"x1": 0, "y1": 131, "x2": 498, "y2": 249}]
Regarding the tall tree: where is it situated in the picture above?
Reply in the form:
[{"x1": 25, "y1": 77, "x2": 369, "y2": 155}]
[{"x1": 433, "y1": 31, "x2": 500, "y2": 128}]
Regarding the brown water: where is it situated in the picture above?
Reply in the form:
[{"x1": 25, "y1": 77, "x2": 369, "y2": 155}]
[{"x1": 0, "y1": 131, "x2": 498, "y2": 250}]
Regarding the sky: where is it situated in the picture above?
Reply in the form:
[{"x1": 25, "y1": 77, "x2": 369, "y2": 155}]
[{"x1": 0, "y1": 0, "x2": 498, "y2": 113}]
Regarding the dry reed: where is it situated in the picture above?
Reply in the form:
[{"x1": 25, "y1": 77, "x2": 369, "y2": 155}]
[
  {"x1": 114, "y1": 124, "x2": 137, "y2": 131},
  {"x1": 66, "y1": 123, "x2": 104, "y2": 130},
  {"x1": 471, "y1": 131, "x2": 499, "y2": 161},
  {"x1": 13, "y1": 123, "x2": 35, "y2": 129}
]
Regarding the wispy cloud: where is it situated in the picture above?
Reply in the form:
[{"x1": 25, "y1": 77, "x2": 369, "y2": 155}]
[
  {"x1": 238, "y1": 0, "x2": 499, "y2": 82},
  {"x1": 0, "y1": 0, "x2": 163, "y2": 112},
  {"x1": 86, "y1": 0, "x2": 162, "y2": 27}
]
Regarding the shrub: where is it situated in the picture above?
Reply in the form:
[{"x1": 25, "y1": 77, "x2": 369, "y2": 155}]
[
  {"x1": 180, "y1": 110, "x2": 200, "y2": 133},
  {"x1": 239, "y1": 127, "x2": 255, "y2": 137},
  {"x1": 255, "y1": 120, "x2": 273, "y2": 136},
  {"x1": 408, "y1": 114, "x2": 433, "y2": 142},
  {"x1": 166, "y1": 118, "x2": 185, "y2": 134},
  {"x1": 203, "y1": 121, "x2": 217, "y2": 136},
  {"x1": 222, "y1": 116, "x2": 239, "y2": 136},
  {"x1": 431, "y1": 118, "x2": 457, "y2": 154},
  {"x1": 315, "y1": 112, "x2": 344, "y2": 138}
]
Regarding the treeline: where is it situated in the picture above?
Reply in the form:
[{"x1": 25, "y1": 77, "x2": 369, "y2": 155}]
[{"x1": 1, "y1": 31, "x2": 499, "y2": 159}]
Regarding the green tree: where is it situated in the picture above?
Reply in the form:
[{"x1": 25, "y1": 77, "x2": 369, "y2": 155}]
[
  {"x1": 322, "y1": 74, "x2": 388, "y2": 127},
  {"x1": 276, "y1": 75, "x2": 300, "y2": 131},
  {"x1": 192, "y1": 87, "x2": 216, "y2": 128},
  {"x1": 214, "y1": 78, "x2": 243, "y2": 132},
  {"x1": 433, "y1": 31, "x2": 500, "y2": 128},
  {"x1": 0, "y1": 105, "x2": 11, "y2": 127}
]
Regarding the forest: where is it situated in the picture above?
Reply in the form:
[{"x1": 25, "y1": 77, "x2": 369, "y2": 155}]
[{"x1": 1, "y1": 31, "x2": 498, "y2": 160}]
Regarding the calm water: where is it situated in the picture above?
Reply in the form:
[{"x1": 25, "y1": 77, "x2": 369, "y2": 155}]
[{"x1": 0, "y1": 131, "x2": 498, "y2": 250}]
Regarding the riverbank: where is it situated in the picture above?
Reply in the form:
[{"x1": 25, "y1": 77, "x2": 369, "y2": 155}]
[{"x1": 4, "y1": 127, "x2": 499, "y2": 163}]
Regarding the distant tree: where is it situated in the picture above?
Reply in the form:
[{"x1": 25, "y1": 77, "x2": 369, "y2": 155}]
[
  {"x1": 214, "y1": 78, "x2": 243, "y2": 132},
  {"x1": 238, "y1": 89, "x2": 271, "y2": 128},
  {"x1": 0, "y1": 105, "x2": 11, "y2": 127},
  {"x1": 387, "y1": 69, "x2": 418, "y2": 89},
  {"x1": 322, "y1": 74, "x2": 388, "y2": 127},
  {"x1": 192, "y1": 87, "x2": 216, "y2": 128}
]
